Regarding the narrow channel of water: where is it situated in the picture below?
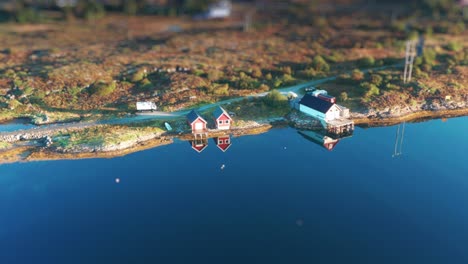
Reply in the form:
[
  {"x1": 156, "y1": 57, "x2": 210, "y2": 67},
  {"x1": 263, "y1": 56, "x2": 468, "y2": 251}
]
[{"x1": 0, "y1": 118, "x2": 37, "y2": 132}]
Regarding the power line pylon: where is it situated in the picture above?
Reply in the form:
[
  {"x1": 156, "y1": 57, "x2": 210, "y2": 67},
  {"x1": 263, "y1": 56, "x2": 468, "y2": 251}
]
[{"x1": 403, "y1": 40, "x2": 417, "y2": 84}]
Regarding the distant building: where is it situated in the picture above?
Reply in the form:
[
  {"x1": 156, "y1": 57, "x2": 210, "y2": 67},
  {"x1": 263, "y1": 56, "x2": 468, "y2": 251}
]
[
  {"x1": 194, "y1": 0, "x2": 231, "y2": 20},
  {"x1": 214, "y1": 135, "x2": 231, "y2": 152},
  {"x1": 207, "y1": 0, "x2": 231, "y2": 19},
  {"x1": 136, "y1": 101, "x2": 157, "y2": 111},
  {"x1": 311, "y1": 90, "x2": 328, "y2": 97},
  {"x1": 187, "y1": 110, "x2": 207, "y2": 133},
  {"x1": 213, "y1": 106, "x2": 232, "y2": 130}
]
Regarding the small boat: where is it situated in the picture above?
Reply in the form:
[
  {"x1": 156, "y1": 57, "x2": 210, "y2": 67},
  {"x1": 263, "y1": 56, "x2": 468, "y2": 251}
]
[{"x1": 164, "y1": 122, "x2": 173, "y2": 131}]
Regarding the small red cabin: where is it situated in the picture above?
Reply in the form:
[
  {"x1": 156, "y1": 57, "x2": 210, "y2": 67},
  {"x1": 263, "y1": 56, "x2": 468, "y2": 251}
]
[
  {"x1": 187, "y1": 110, "x2": 207, "y2": 133},
  {"x1": 317, "y1": 94, "x2": 336, "y2": 104},
  {"x1": 214, "y1": 135, "x2": 231, "y2": 152},
  {"x1": 213, "y1": 106, "x2": 232, "y2": 130}
]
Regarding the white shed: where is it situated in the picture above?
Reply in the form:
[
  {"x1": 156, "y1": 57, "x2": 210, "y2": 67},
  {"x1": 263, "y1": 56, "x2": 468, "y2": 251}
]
[{"x1": 136, "y1": 102, "x2": 157, "y2": 111}]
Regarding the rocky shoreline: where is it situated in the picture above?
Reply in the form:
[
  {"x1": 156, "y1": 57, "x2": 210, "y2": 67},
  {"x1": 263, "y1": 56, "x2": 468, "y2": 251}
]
[
  {"x1": 0, "y1": 105, "x2": 467, "y2": 163},
  {"x1": 351, "y1": 100, "x2": 468, "y2": 125}
]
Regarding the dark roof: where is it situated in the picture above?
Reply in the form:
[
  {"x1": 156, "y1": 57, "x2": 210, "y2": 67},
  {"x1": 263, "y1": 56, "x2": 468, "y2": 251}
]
[
  {"x1": 213, "y1": 106, "x2": 231, "y2": 119},
  {"x1": 299, "y1": 94, "x2": 334, "y2": 113},
  {"x1": 187, "y1": 110, "x2": 206, "y2": 124}
]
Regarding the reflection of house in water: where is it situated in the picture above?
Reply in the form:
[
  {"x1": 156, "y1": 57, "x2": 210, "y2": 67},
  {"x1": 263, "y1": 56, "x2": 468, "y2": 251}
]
[
  {"x1": 213, "y1": 135, "x2": 231, "y2": 152},
  {"x1": 298, "y1": 130, "x2": 342, "y2": 151},
  {"x1": 190, "y1": 138, "x2": 208, "y2": 153}
]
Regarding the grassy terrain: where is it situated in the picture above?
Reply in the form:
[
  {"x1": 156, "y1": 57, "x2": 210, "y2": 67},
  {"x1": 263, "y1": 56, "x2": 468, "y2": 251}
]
[
  {"x1": 224, "y1": 91, "x2": 290, "y2": 121},
  {"x1": 53, "y1": 125, "x2": 164, "y2": 151},
  {"x1": 0, "y1": 141, "x2": 11, "y2": 150},
  {"x1": 0, "y1": 0, "x2": 466, "y2": 123}
]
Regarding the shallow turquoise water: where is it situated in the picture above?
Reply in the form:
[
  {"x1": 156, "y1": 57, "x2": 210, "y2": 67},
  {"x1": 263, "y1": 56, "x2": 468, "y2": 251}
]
[
  {"x1": 0, "y1": 117, "x2": 467, "y2": 263},
  {"x1": 0, "y1": 119, "x2": 36, "y2": 132}
]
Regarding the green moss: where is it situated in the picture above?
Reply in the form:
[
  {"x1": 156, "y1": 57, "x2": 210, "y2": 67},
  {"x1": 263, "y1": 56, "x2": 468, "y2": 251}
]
[
  {"x1": 224, "y1": 96, "x2": 290, "y2": 121},
  {"x1": 131, "y1": 69, "x2": 147, "y2": 82},
  {"x1": 0, "y1": 141, "x2": 11, "y2": 150},
  {"x1": 446, "y1": 41, "x2": 463, "y2": 52},
  {"x1": 89, "y1": 80, "x2": 116, "y2": 96}
]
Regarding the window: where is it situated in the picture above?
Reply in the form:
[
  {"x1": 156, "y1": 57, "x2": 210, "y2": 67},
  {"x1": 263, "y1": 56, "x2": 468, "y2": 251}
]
[
  {"x1": 225, "y1": 120, "x2": 229, "y2": 124},
  {"x1": 218, "y1": 120, "x2": 223, "y2": 124},
  {"x1": 224, "y1": 139, "x2": 230, "y2": 144},
  {"x1": 218, "y1": 139, "x2": 223, "y2": 144}
]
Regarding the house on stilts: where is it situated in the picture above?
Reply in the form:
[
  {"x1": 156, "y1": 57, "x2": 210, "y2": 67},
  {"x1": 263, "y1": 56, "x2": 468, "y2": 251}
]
[{"x1": 298, "y1": 91, "x2": 354, "y2": 135}]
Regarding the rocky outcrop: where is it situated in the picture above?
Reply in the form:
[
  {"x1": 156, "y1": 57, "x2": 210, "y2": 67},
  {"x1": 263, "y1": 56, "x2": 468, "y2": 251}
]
[
  {"x1": 351, "y1": 99, "x2": 468, "y2": 120},
  {"x1": 0, "y1": 132, "x2": 51, "y2": 143},
  {"x1": 51, "y1": 133, "x2": 164, "y2": 154},
  {"x1": 286, "y1": 111, "x2": 323, "y2": 130}
]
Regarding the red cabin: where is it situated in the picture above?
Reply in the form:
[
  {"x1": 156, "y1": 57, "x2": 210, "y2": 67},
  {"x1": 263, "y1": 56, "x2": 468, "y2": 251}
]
[
  {"x1": 214, "y1": 135, "x2": 231, "y2": 152},
  {"x1": 187, "y1": 110, "x2": 207, "y2": 133},
  {"x1": 213, "y1": 106, "x2": 232, "y2": 130}
]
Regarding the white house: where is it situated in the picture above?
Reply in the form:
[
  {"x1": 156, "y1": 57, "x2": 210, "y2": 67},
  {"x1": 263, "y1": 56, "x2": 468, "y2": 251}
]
[
  {"x1": 335, "y1": 104, "x2": 350, "y2": 118},
  {"x1": 299, "y1": 93, "x2": 341, "y2": 122}
]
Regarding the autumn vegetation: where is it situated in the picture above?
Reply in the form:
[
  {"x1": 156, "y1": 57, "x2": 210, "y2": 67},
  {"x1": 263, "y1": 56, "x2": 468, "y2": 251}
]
[{"x1": 0, "y1": 0, "x2": 466, "y2": 124}]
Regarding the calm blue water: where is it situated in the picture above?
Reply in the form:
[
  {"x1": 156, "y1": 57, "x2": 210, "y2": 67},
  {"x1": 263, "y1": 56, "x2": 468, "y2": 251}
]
[
  {"x1": 0, "y1": 117, "x2": 467, "y2": 264},
  {"x1": 0, "y1": 119, "x2": 36, "y2": 132}
]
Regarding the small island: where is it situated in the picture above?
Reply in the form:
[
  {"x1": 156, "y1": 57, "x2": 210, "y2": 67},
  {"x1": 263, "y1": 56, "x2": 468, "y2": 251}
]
[{"x1": 0, "y1": 0, "x2": 466, "y2": 162}]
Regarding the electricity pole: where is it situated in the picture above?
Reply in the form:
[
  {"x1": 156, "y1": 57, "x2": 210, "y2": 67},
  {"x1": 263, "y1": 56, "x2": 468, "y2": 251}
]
[{"x1": 403, "y1": 40, "x2": 417, "y2": 84}]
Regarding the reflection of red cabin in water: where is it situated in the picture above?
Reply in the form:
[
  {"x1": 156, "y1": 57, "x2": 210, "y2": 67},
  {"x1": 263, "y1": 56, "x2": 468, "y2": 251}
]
[
  {"x1": 214, "y1": 135, "x2": 231, "y2": 152},
  {"x1": 187, "y1": 110, "x2": 207, "y2": 133},
  {"x1": 190, "y1": 139, "x2": 208, "y2": 153},
  {"x1": 323, "y1": 139, "x2": 339, "y2": 150},
  {"x1": 213, "y1": 106, "x2": 232, "y2": 130}
]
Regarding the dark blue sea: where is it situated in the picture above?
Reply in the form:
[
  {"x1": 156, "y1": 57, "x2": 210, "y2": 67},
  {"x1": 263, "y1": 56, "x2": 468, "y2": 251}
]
[{"x1": 0, "y1": 117, "x2": 467, "y2": 264}]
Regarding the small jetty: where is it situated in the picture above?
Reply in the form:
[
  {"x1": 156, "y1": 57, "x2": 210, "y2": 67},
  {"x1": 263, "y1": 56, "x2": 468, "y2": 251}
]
[{"x1": 327, "y1": 119, "x2": 354, "y2": 135}]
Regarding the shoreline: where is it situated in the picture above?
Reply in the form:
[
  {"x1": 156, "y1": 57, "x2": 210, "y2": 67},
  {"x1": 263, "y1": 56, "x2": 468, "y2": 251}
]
[
  {"x1": 353, "y1": 107, "x2": 468, "y2": 127},
  {"x1": 0, "y1": 107, "x2": 467, "y2": 163},
  {"x1": 0, "y1": 122, "x2": 275, "y2": 164}
]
